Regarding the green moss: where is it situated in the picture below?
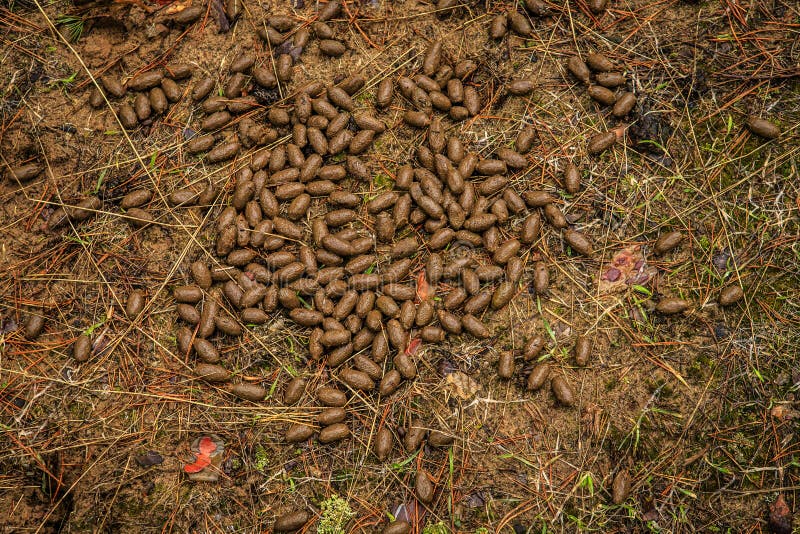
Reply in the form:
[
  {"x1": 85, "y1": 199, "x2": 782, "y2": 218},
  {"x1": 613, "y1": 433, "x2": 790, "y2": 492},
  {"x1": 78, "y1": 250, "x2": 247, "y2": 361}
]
[{"x1": 317, "y1": 494, "x2": 354, "y2": 534}]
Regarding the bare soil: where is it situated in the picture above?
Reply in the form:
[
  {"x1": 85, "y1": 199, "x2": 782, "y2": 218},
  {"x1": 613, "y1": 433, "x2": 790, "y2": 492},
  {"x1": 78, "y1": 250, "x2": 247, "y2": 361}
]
[{"x1": 1, "y1": 0, "x2": 799, "y2": 532}]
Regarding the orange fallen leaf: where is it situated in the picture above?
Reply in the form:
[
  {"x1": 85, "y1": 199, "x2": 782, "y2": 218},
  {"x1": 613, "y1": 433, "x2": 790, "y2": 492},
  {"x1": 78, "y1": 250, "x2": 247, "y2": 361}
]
[
  {"x1": 184, "y1": 454, "x2": 211, "y2": 473},
  {"x1": 405, "y1": 337, "x2": 422, "y2": 356},
  {"x1": 416, "y1": 271, "x2": 430, "y2": 301}
]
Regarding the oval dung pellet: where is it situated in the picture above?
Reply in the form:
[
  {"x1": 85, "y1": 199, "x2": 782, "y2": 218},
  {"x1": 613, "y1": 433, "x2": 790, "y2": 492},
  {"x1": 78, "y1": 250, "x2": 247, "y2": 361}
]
[
  {"x1": 586, "y1": 132, "x2": 617, "y2": 155},
  {"x1": 23, "y1": 314, "x2": 46, "y2": 340},
  {"x1": 118, "y1": 104, "x2": 138, "y2": 129},
  {"x1": 551, "y1": 375, "x2": 576, "y2": 406},
  {"x1": 404, "y1": 110, "x2": 430, "y2": 128},
  {"x1": 379, "y1": 369, "x2": 402, "y2": 396},
  {"x1": 507, "y1": 79, "x2": 534, "y2": 96},
  {"x1": 498, "y1": 351, "x2": 515, "y2": 379},
  {"x1": 206, "y1": 141, "x2": 240, "y2": 163},
  {"x1": 120, "y1": 189, "x2": 152, "y2": 209},
  {"x1": 391, "y1": 351, "x2": 416, "y2": 380},
  {"x1": 133, "y1": 92, "x2": 151, "y2": 119},
  {"x1": 493, "y1": 239, "x2": 520, "y2": 265},
  {"x1": 596, "y1": 72, "x2": 626, "y2": 87},
  {"x1": 319, "y1": 407, "x2": 346, "y2": 426},
  {"x1": 564, "y1": 163, "x2": 581, "y2": 193},
  {"x1": 522, "y1": 190, "x2": 555, "y2": 207},
  {"x1": 437, "y1": 309, "x2": 462, "y2": 334},
  {"x1": 653, "y1": 230, "x2": 684, "y2": 255},
  {"x1": 573, "y1": 335, "x2": 592, "y2": 366},
  {"x1": 588, "y1": 85, "x2": 616, "y2": 106},
  {"x1": 489, "y1": 13, "x2": 508, "y2": 39},
  {"x1": 374, "y1": 427, "x2": 394, "y2": 461},
  {"x1": 564, "y1": 229, "x2": 593, "y2": 255},
  {"x1": 126, "y1": 290, "x2": 145, "y2": 318},
  {"x1": 376, "y1": 78, "x2": 394, "y2": 108},
  {"x1": 215, "y1": 314, "x2": 242, "y2": 336},
  {"x1": 176, "y1": 326, "x2": 193, "y2": 356},
  {"x1": 719, "y1": 284, "x2": 744, "y2": 306},
  {"x1": 284, "y1": 377, "x2": 306, "y2": 405},
  {"x1": 319, "y1": 423, "x2": 350, "y2": 443},
  {"x1": 339, "y1": 368, "x2": 375, "y2": 391},
  {"x1": 319, "y1": 39, "x2": 346, "y2": 57},
  {"x1": 274, "y1": 510, "x2": 310, "y2": 532},
  {"x1": 527, "y1": 363, "x2": 549, "y2": 390},
  {"x1": 655, "y1": 297, "x2": 689, "y2": 315},
  {"x1": 520, "y1": 213, "x2": 541, "y2": 244},
  {"x1": 586, "y1": 52, "x2": 614, "y2": 72},
  {"x1": 516, "y1": 126, "x2": 536, "y2": 154},
  {"x1": 462, "y1": 314, "x2": 490, "y2": 338},
  {"x1": 612, "y1": 92, "x2": 636, "y2": 117},
  {"x1": 285, "y1": 424, "x2": 314, "y2": 443},
  {"x1": 404, "y1": 419, "x2": 426, "y2": 451},
  {"x1": 127, "y1": 70, "x2": 163, "y2": 91},
  {"x1": 187, "y1": 134, "x2": 214, "y2": 154},
  {"x1": 415, "y1": 470, "x2": 435, "y2": 504},
  {"x1": 193, "y1": 338, "x2": 221, "y2": 363},
  {"x1": 317, "y1": 386, "x2": 347, "y2": 407},
  {"x1": 532, "y1": 261, "x2": 549, "y2": 295},
  {"x1": 747, "y1": 117, "x2": 781, "y2": 139},
  {"x1": 195, "y1": 362, "x2": 230, "y2": 382},
  {"x1": 491, "y1": 281, "x2": 515, "y2": 309},
  {"x1": 231, "y1": 383, "x2": 267, "y2": 401},
  {"x1": 567, "y1": 56, "x2": 591, "y2": 83}
]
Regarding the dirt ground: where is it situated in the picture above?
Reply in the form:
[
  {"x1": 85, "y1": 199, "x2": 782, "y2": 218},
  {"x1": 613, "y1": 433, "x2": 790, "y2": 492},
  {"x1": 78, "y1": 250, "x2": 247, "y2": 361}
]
[{"x1": 1, "y1": 0, "x2": 799, "y2": 532}]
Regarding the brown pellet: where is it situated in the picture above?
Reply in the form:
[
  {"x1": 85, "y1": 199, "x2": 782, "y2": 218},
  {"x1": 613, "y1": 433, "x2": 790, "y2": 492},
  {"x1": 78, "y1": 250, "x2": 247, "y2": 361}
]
[
  {"x1": 747, "y1": 117, "x2": 781, "y2": 139},
  {"x1": 23, "y1": 314, "x2": 46, "y2": 340},
  {"x1": 532, "y1": 261, "x2": 549, "y2": 296},
  {"x1": 551, "y1": 375, "x2": 576, "y2": 406},
  {"x1": 596, "y1": 72, "x2": 626, "y2": 87},
  {"x1": 492, "y1": 281, "x2": 515, "y2": 309},
  {"x1": 564, "y1": 163, "x2": 581, "y2": 193},
  {"x1": 319, "y1": 423, "x2": 350, "y2": 443},
  {"x1": 653, "y1": 231, "x2": 684, "y2": 255},
  {"x1": 285, "y1": 424, "x2": 314, "y2": 443},
  {"x1": 588, "y1": 85, "x2": 616, "y2": 106},
  {"x1": 612, "y1": 92, "x2": 636, "y2": 117},
  {"x1": 719, "y1": 285, "x2": 744, "y2": 306},
  {"x1": 498, "y1": 352, "x2": 515, "y2": 378},
  {"x1": 527, "y1": 362, "x2": 549, "y2": 390},
  {"x1": 564, "y1": 229, "x2": 593, "y2": 255},
  {"x1": 319, "y1": 39, "x2": 346, "y2": 57},
  {"x1": 339, "y1": 368, "x2": 375, "y2": 391},
  {"x1": 126, "y1": 290, "x2": 145, "y2": 318},
  {"x1": 415, "y1": 470, "x2": 435, "y2": 504},
  {"x1": 195, "y1": 362, "x2": 230, "y2": 382},
  {"x1": 567, "y1": 56, "x2": 591, "y2": 83},
  {"x1": 127, "y1": 70, "x2": 163, "y2": 91},
  {"x1": 655, "y1": 297, "x2": 689, "y2": 315},
  {"x1": 231, "y1": 383, "x2": 267, "y2": 402},
  {"x1": 573, "y1": 335, "x2": 592, "y2": 366}
]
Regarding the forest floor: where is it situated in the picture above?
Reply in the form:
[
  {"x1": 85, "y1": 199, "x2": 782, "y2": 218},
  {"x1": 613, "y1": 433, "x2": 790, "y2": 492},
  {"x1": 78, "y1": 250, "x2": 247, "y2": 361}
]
[{"x1": 1, "y1": 0, "x2": 799, "y2": 532}]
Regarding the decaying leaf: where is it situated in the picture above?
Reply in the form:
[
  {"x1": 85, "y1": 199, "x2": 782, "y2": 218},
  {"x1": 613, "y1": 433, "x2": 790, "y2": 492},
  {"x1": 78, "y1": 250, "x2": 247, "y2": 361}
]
[
  {"x1": 598, "y1": 245, "x2": 655, "y2": 294},
  {"x1": 443, "y1": 371, "x2": 481, "y2": 400}
]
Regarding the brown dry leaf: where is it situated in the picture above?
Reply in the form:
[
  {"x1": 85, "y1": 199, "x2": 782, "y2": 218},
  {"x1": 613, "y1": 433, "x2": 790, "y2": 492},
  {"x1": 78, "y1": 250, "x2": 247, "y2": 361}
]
[
  {"x1": 768, "y1": 494, "x2": 792, "y2": 534},
  {"x1": 164, "y1": 0, "x2": 193, "y2": 15},
  {"x1": 443, "y1": 371, "x2": 481, "y2": 400}
]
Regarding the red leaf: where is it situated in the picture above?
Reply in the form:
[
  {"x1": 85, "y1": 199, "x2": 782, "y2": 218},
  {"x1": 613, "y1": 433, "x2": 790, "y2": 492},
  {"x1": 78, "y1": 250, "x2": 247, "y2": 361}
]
[
  {"x1": 198, "y1": 436, "x2": 217, "y2": 455},
  {"x1": 405, "y1": 337, "x2": 422, "y2": 356},
  {"x1": 184, "y1": 454, "x2": 211, "y2": 473},
  {"x1": 416, "y1": 271, "x2": 430, "y2": 302}
]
